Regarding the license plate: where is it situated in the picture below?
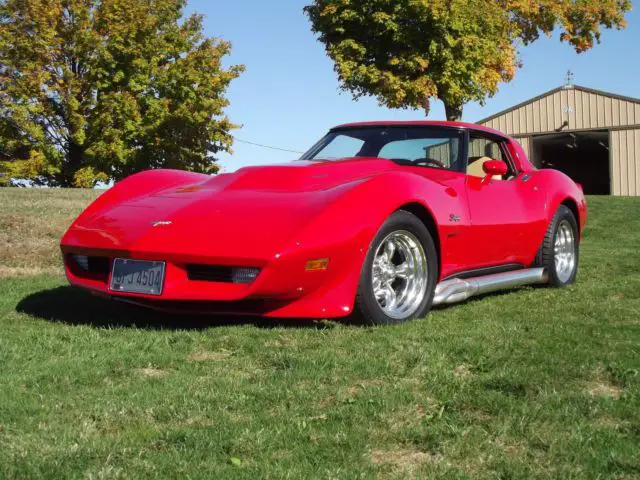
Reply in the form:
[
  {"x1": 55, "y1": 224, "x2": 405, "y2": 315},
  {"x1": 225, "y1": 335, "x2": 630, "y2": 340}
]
[{"x1": 110, "y1": 259, "x2": 165, "y2": 295}]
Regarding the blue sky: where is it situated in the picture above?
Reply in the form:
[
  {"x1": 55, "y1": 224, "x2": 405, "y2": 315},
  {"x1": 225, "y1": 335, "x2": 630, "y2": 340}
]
[{"x1": 185, "y1": 1, "x2": 640, "y2": 172}]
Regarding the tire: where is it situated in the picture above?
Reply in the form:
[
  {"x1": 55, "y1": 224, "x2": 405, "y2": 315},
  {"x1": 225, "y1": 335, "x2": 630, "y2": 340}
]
[
  {"x1": 353, "y1": 210, "x2": 438, "y2": 325},
  {"x1": 536, "y1": 205, "x2": 580, "y2": 287}
]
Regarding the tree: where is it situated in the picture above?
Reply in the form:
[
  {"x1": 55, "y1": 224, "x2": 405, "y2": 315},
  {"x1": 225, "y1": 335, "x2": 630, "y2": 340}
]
[
  {"x1": 304, "y1": 0, "x2": 631, "y2": 121},
  {"x1": 0, "y1": 0, "x2": 244, "y2": 187}
]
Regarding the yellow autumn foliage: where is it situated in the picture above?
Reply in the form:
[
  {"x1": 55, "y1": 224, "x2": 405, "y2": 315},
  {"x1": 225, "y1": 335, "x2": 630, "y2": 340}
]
[{"x1": 305, "y1": 0, "x2": 630, "y2": 119}]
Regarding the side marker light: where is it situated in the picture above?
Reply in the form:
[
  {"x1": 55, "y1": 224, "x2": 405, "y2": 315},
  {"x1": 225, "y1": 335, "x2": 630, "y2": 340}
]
[{"x1": 305, "y1": 258, "x2": 330, "y2": 271}]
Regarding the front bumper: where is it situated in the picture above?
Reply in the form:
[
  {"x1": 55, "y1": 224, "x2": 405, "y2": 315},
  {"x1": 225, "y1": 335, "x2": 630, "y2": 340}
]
[{"x1": 60, "y1": 243, "x2": 361, "y2": 319}]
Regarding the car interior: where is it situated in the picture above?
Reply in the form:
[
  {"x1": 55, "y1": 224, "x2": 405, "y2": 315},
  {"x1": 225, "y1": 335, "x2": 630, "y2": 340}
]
[
  {"x1": 302, "y1": 127, "x2": 519, "y2": 181},
  {"x1": 466, "y1": 136, "x2": 516, "y2": 181},
  {"x1": 467, "y1": 156, "x2": 502, "y2": 179}
]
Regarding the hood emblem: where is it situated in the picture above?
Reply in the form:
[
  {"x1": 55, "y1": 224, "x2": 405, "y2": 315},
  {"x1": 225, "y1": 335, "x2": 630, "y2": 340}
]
[{"x1": 151, "y1": 221, "x2": 172, "y2": 227}]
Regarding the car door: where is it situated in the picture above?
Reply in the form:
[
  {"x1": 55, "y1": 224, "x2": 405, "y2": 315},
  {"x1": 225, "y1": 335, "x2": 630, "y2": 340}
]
[{"x1": 463, "y1": 133, "x2": 547, "y2": 269}]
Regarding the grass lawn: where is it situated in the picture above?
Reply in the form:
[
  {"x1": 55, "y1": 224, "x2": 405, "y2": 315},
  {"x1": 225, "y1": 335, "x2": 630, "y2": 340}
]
[{"x1": 0, "y1": 188, "x2": 639, "y2": 479}]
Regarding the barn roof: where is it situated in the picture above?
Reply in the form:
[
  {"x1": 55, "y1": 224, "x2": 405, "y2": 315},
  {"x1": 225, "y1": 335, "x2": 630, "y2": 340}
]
[
  {"x1": 478, "y1": 85, "x2": 640, "y2": 125},
  {"x1": 477, "y1": 84, "x2": 640, "y2": 136}
]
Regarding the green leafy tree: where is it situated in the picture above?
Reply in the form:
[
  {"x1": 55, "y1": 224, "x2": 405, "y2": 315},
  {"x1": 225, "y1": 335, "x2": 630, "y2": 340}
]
[
  {"x1": 304, "y1": 0, "x2": 631, "y2": 121},
  {"x1": 0, "y1": 0, "x2": 244, "y2": 187}
]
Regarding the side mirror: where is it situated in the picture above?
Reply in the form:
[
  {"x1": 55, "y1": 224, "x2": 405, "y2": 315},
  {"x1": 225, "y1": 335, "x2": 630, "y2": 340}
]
[{"x1": 483, "y1": 160, "x2": 508, "y2": 177}]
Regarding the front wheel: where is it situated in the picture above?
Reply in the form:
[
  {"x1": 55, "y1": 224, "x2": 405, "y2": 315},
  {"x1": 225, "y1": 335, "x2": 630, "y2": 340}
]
[
  {"x1": 537, "y1": 205, "x2": 580, "y2": 287},
  {"x1": 353, "y1": 210, "x2": 438, "y2": 325}
]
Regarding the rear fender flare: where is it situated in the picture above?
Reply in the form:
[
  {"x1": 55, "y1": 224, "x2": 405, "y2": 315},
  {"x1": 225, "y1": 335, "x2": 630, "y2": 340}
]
[{"x1": 538, "y1": 170, "x2": 588, "y2": 238}]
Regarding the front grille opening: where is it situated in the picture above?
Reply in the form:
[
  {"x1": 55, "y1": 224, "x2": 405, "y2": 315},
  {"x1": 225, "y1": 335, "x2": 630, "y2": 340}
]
[
  {"x1": 186, "y1": 265, "x2": 260, "y2": 284},
  {"x1": 88, "y1": 256, "x2": 110, "y2": 274},
  {"x1": 72, "y1": 255, "x2": 110, "y2": 273},
  {"x1": 69, "y1": 254, "x2": 111, "y2": 281}
]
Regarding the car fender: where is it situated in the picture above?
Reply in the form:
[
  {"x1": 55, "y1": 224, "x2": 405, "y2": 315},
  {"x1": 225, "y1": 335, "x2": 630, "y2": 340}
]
[
  {"x1": 71, "y1": 169, "x2": 207, "y2": 228},
  {"x1": 537, "y1": 169, "x2": 588, "y2": 237},
  {"x1": 281, "y1": 171, "x2": 464, "y2": 315}
]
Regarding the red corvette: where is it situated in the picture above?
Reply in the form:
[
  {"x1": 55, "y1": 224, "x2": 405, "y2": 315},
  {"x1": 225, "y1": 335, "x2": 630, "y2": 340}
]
[{"x1": 61, "y1": 121, "x2": 587, "y2": 324}]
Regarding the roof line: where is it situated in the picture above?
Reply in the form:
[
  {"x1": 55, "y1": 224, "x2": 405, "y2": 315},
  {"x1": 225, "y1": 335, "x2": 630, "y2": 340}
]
[
  {"x1": 477, "y1": 86, "x2": 564, "y2": 124},
  {"x1": 330, "y1": 120, "x2": 508, "y2": 138},
  {"x1": 572, "y1": 85, "x2": 640, "y2": 105},
  {"x1": 477, "y1": 84, "x2": 640, "y2": 125}
]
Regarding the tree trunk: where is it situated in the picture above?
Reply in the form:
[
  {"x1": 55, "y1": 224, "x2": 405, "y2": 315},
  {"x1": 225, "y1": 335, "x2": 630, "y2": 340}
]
[
  {"x1": 61, "y1": 141, "x2": 84, "y2": 187},
  {"x1": 444, "y1": 102, "x2": 463, "y2": 122}
]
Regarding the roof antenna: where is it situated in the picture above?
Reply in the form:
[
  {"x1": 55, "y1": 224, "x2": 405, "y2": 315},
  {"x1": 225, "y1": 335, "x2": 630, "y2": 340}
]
[{"x1": 564, "y1": 70, "x2": 574, "y2": 88}]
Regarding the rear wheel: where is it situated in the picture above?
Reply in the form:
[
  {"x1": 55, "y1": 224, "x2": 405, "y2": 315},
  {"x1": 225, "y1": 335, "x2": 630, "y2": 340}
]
[
  {"x1": 537, "y1": 205, "x2": 579, "y2": 287},
  {"x1": 353, "y1": 210, "x2": 438, "y2": 325}
]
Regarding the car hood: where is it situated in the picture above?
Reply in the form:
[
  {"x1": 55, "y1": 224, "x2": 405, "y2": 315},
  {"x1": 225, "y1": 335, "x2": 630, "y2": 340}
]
[
  {"x1": 63, "y1": 158, "x2": 405, "y2": 260},
  {"x1": 211, "y1": 158, "x2": 398, "y2": 192}
]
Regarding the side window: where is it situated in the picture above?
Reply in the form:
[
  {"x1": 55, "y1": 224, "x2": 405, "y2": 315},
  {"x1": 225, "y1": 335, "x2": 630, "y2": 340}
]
[{"x1": 466, "y1": 135, "x2": 513, "y2": 179}]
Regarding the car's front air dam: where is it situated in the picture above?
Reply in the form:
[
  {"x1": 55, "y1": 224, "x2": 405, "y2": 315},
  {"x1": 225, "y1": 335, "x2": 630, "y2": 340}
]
[{"x1": 61, "y1": 233, "x2": 366, "y2": 318}]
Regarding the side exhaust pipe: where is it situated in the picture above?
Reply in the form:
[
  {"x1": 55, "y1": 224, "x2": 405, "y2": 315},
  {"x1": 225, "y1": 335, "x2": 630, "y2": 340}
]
[{"x1": 433, "y1": 268, "x2": 548, "y2": 306}]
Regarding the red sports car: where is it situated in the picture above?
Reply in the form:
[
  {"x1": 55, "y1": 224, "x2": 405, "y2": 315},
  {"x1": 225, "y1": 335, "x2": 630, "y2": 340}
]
[{"x1": 61, "y1": 121, "x2": 587, "y2": 324}]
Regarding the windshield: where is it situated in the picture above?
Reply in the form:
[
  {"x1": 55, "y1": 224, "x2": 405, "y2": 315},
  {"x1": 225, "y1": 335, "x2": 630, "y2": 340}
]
[{"x1": 301, "y1": 127, "x2": 465, "y2": 171}]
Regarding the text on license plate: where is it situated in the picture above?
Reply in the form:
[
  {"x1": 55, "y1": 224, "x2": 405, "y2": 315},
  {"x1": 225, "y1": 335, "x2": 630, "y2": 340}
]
[{"x1": 110, "y1": 259, "x2": 165, "y2": 295}]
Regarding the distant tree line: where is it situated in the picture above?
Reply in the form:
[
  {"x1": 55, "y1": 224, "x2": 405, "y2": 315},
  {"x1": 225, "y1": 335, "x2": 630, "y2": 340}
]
[{"x1": 1, "y1": 0, "x2": 630, "y2": 187}]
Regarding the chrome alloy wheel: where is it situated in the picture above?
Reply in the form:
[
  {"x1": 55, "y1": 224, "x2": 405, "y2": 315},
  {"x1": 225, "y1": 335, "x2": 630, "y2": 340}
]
[
  {"x1": 554, "y1": 220, "x2": 576, "y2": 283},
  {"x1": 371, "y1": 230, "x2": 428, "y2": 320}
]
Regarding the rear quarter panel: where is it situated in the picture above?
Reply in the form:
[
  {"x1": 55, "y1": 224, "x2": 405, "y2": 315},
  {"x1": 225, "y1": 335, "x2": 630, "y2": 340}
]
[{"x1": 536, "y1": 169, "x2": 588, "y2": 237}]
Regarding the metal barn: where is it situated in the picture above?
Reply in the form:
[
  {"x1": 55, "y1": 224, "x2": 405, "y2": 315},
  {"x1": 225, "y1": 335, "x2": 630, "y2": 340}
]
[{"x1": 477, "y1": 84, "x2": 640, "y2": 195}]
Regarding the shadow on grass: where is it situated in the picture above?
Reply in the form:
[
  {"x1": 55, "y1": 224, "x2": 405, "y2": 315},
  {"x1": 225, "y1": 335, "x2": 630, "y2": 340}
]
[
  {"x1": 17, "y1": 284, "x2": 537, "y2": 331},
  {"x1": 16, "y1": 286, "x2": 338, "y2": 331}
]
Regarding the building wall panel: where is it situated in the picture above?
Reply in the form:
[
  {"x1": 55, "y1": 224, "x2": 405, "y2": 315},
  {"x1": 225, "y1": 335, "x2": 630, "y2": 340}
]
[
  {"x1": 560, "y1": 89, "x2": 569, "y2": 129},
  {"x1": 533, "y1": 98, "x2": 541, "y2": 132},
  {"x1": 604, "y1": 96, "x2": 612, "y2": 127},
  {"x1": 574, "y1": 90, "x2": 584, "y2": 130},
  {"x1": 611, "y1": 131, "x2": 621, "y2": 195},
  {"x1": 480, "y1": 86, "x2": 639, "y2": 136},
  {"x1": 567, "y1": 89, "x2": 575, "y2": 130},
  {"x1": 618, "y1": 98, "x2": 626, "y2": 125},
  {"x1": 627, "y1": 129, "x2": 636, "y2": 194},
  {"x1": 620, "y1": 130, "x2": 629, "y2": 195},
  {"x1": 512, "y1": 107, "x2": 520, "y2": 135},
  {"x1": 581, "y1": 90, "x2": 590, "y2": 128},
  {"x1": 589, "y1": 94, "x2": 598, "y2": 129},
  {"x1": 596, "y1": 95, "x2": 605, "y2": 127},
  {"x1": 547, "y1": 94, "x2": 555, "y2": 131},
  {"x1": 514, "y1": 137, "x2": 531, "y2": 161},
  {"x1": 611, "y1": 129, "x2": 640, "y2": 196},
  {"x1": 612, "y1": 98, "x2": 621, "y2": 126},
  {"x1": 636, "y1": 129, "x2": 640, "y2": 194}
]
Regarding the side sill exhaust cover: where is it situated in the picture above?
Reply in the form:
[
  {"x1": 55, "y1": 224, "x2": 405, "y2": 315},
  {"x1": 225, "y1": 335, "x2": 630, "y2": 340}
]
[{"x1": 433, "y1": 268, "x2": 548, "y2": 306}]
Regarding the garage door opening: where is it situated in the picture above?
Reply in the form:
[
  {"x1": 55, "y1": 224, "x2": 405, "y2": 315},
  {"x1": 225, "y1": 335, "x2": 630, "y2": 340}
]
[{"x1": 531, "y1": 131, "x2": 610, "y2": 195}]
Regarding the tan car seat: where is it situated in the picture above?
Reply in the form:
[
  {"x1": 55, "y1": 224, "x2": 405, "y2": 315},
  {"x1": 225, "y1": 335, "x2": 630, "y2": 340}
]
[{"x1": 467, "y1": 156, "x2": 503, "y2": 180}]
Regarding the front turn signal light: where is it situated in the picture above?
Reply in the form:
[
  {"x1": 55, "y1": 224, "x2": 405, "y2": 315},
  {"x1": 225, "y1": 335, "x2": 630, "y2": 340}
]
[{"x1": 305, "y1": 258, "x2": 330, "y2": 271}]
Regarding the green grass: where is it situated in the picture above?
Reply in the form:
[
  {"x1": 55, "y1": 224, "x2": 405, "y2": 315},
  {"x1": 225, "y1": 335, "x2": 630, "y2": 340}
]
[{"x1": 0, "y1": 189, "x2": 639, "y2": 479}]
